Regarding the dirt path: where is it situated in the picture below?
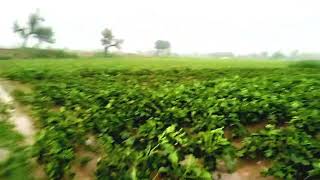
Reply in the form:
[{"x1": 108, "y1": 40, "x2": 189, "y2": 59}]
[
  {"x1": 0, "y1": 84, "x2": 35, "y2": 144},
  {"x1": 0, "y1": 84, "x2": 13, "y2": 103},
  {"x1": 0, "y1": 81, "x2": 46, "y2": 179},
  {"x1": 214, "y1": 159, "x2": 274, "y2": 180},
  {"x1": 220, "y1": 122, "x2": 275, "y2": 180},
  {"x1": 0, "y1": 81, "x2": 99, "y2": 180},
  {"x1": 0, "y1": 149, "x2": 10, "y2": 162}
]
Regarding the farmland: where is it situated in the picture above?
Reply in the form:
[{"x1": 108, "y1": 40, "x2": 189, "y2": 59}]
[{"x1": 0, "y1": 57, "x2": 319, "y2": 180}]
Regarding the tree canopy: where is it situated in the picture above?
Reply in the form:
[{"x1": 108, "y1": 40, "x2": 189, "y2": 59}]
[
  {"x1": 155, "y1": 40, "x2": 171, "y2": 50},
  {"x1": 13, "y1": 11, "x2": 55, "y2": 47},
  {"x1": 101, "y1": 28, "x2": 123, "y2": 56},
  {"x1": 155, "y1": 40, "x2": 171, "y2": 55}
]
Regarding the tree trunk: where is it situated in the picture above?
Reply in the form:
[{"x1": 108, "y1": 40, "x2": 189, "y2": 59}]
[
  {"x1": 22, "y1": 37, "x2": 29, "y2": 48},
  {"x1": 104, "y1": 47, "x2": 109, "y2": 56}
]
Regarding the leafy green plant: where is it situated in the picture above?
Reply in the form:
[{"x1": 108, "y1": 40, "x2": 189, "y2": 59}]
[
  {"x1": 239, "y1": 125, "x2": 320, "y2": 179},
  {"x1": 0, "y1": 62, "x2": 319, "y2": 179}
]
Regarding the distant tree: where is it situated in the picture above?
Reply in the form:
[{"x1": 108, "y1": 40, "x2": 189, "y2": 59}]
[
  {"x1": 101, "y1": 28, "x2": 123, "y2": 56},
  {"x1": 13, "y1": 11, "x2": 55, "y2": 47},
  {"x1": 155, "y1": 40, "x2": 171, "y2": 55},
  {"x1": 271, "y1": 51, "x2": 286, "y2": 59}
]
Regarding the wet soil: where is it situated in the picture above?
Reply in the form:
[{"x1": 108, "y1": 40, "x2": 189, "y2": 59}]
[
  {"x1": 215, "y1": 158, "x2": 274, "y2": 180},
  {"x1": 0, "y1": 80, "x2": 45, "y2": 179},
  {"x1": 0, "y1": 82, "x2": 35, "y2": 144},
  {"x1": 220, "y1": 120, "x2": 274, "y2": 180}
]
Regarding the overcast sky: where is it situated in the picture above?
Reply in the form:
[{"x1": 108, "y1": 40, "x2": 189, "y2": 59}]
[{"x1": 1, "y1": 0, "x2": 320, "y2": 54}]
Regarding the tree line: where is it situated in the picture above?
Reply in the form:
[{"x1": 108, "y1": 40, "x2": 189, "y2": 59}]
[{"x1": 13, "y1": 11, "x2": 171, "y2": 56}]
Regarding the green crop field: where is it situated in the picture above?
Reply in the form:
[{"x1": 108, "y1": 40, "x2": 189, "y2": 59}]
[
  {"x1": 0, "y1": 57, "x2": 319, "y2": 180},
  {"x1": 0, "y1": 56, "x2": 290, "y2": 71}
]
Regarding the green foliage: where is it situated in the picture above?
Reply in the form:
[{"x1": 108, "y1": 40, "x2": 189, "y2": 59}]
[
  {"x1": 0, "y1": 55, "x2": 13, "y2": 60},
  {"x1": 13, "y1": 11, "x2": 54, "y2": 47},
  {"x1": 101, "y1": 28, "x2": 123, "y2": 55},
  {"x1": 20, "y1": 48, "x2": 77, "y2": 59},
  {"x1": 0, "y1": 48, "x2": 78, "y2": 59},
  {"x1": 0, "y1": 57, "x2": 291, "y2": 70},
  {"x1": 0, "y1": 59, "x2": 319, "y2": 179},
  {"x1": 155, "y1": 40, "x2": 171, "y2": 50},
  {"x1": 96, "y1": 125, "x2": 230, "y2": 179},
  {"x1": 155, "y1": 40, "x2": 171, "y2": 55},
  {"x1": 239, "y1": 125, "x2": 320, "y2": 179},
  {"x1": 34, "y1": 27, "x2": 55, "y2": 44},
  {"x1": 289, "y1": 60, "x2": 320, "y2": 69}
]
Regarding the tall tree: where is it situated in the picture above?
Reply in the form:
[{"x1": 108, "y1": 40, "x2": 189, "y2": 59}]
[
  {"x1": 155, "y1": 40, "x2": 171, "y2": 55},
  {"x1": 13, "y1": 11, "x2": 55, "y2": 47},
  {"x1": 101, "y1": 28, "x2": 123, "y2": 56}
]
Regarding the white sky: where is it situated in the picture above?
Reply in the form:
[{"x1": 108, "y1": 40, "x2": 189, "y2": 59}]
[{"x1": 1, "y1": 0, "x2": 320, "y2": 54}]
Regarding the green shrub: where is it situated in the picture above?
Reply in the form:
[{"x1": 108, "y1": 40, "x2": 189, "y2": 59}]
[
  {"x1": 289, "y1": 60, "x2": 320, "y2": 69},
  {"x1": 0, "y1": 55, "x2": 12, "y2": 60},
  {"x1": 20, "y1": 48, "x2": 78, "y2": 59},
  {"x1": 0, "y1": 48, "x2": 78, "y2": 59}
]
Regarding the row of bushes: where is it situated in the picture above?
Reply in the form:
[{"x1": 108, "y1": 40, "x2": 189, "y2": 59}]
[
  {"x1": 289, "y1": 60, "x2": 320, "y2": 69},
  {"x1": 0, "y1": 48, "x2": 78, "y2": 60}
]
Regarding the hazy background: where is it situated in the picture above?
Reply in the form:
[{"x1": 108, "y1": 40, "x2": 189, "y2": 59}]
[{"x1": 1, "y1": 0, "x2": 320, "y2": 54}]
